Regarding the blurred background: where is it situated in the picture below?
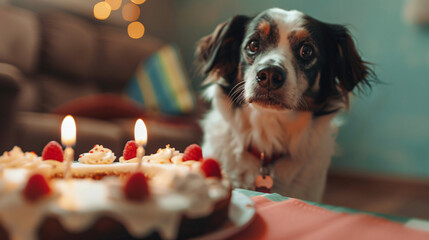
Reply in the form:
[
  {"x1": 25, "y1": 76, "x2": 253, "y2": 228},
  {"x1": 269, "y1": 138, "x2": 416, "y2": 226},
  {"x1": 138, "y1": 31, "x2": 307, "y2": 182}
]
[{"x1": 1, "y1": 0, "x2": 429, "y2": 219}]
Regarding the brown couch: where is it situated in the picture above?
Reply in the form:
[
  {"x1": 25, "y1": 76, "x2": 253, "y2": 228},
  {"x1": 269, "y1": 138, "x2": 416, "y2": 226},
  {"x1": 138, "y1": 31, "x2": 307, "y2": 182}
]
[{"x1": 0, "y1": 5, "x2": 202, "y2": 156}]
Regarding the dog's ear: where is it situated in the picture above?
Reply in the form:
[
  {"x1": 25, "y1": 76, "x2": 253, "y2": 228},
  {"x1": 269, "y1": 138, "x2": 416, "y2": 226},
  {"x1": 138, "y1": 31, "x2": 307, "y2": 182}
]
[
  {"x1": 328, "y1": 24, "x2": 373, "y2": 92},
  {"x1": 195, "y1": 15, "x2": 251, "y2": 85}
]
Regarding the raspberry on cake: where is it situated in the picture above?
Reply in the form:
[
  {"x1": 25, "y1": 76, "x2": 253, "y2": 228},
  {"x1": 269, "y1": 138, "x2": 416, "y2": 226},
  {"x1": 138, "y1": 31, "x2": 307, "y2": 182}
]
[
  {"x1": 201, "y1": 158, "x2": 222, "y2": 178},
  {"x1": 122, "y1": 140, "x2": 138, "y2": 161},
  {"x1": 124, "y1": 172, "x2": 150, "y2": 201},
  {"x1": 182, "y1": 144, "x2": 203, "y2": 162},
  {"x1": 42, "y1": 141, "x2": 63, "y2": 162},
  {"x1": 22, "y1": 173, "x2": 52, "y2": 202}
]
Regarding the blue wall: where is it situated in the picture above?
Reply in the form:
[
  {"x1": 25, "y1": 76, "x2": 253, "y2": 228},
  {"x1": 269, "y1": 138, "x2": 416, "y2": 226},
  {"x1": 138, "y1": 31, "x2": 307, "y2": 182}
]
[{"x1": 173, "y1": 0, "x2": 429, "y2": 178}]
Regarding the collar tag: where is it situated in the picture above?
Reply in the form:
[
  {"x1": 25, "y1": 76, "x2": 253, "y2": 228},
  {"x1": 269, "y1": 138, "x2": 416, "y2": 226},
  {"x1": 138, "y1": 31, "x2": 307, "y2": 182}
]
[{"x1": 255, "y1": 152, "x2": 273, "y2": 193}]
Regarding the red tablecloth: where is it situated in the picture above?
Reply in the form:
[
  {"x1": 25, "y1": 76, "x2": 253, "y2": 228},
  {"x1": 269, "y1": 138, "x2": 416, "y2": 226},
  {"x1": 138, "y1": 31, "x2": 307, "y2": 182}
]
[{"x1": 228, "y1": 195, "x2": 429, "y2": 240}]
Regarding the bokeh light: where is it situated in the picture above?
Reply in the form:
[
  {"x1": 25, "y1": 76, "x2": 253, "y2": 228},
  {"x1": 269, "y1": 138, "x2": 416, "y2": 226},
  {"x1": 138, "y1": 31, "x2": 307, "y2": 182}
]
[
  {"x1": 105, "y1": 0, "x2": 122, "y2": 11},
  {"x1": 131, "y1": 0, "x2": 146, "y2": 5},
  {"x1": 94, "y1": 2, "x2": 112, "y2": 20},
  {"x1": 128, "y1": 21, "x2": 145, "y2": 39},
  {"x1": 122, "y1": 3, "x2": 140, "y2": 22}
]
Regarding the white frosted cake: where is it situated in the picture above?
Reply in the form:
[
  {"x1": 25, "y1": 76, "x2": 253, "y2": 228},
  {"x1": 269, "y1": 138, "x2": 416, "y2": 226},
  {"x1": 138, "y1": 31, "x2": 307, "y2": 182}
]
[{"x1": 0, "y1": 142, "x2": 230, "y2": 240}]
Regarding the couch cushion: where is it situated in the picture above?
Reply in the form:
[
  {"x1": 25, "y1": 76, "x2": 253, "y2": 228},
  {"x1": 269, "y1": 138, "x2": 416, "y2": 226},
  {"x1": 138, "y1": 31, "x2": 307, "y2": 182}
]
[
  {"x1": 39, "y1": 11, "x2": 164, "y2": 88},
  {"x1": 39, "y1": 11, "x2": 97, "y2": 82},
  {"x1": 37, "y1": 75, "x2": 99, "y2": 112},
  {"x1": 126, "y1": 44, "x2": 196, "y2": 115},
  {"x1": 0, "y1": 6, "x2": 40, "y2": 75},
  {"x1": 0, "y1": 63, "x2": 40, "y2": 111},
  {"x1": 52, "y1": 94, "x2": 145, "y2": 119}
]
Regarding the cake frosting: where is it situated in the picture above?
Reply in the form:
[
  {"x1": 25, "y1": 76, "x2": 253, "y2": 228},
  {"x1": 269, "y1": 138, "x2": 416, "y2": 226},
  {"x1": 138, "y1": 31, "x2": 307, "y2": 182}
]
[
  {"x1": 0, "y1": 146, "x2": 40, "y2": 169},
  {"x1": 0, "y1": 171, "x2": 228, "y2": 240},
  {"x1": 78, "y1": 145, "x2": 116, "y2": 164},
  {"x1": 0, "y1": 146, "x2": 64, "y2": 177},
  {"x1": 120, "y1": 145, "x2": 181, "y2": 164},
  {"x1": 0, "y1": 144, "x2": 231, "y2": 240}
]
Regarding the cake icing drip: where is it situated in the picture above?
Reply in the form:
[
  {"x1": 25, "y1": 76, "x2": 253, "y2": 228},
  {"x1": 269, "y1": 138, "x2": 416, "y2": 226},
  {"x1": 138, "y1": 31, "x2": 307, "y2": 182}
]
[
  {"x1": 0, "y1": 174, "x2": 229, "y2": 240},
  {"x1": 78, "y1": 145, "x2": 116, "y2": 164}
]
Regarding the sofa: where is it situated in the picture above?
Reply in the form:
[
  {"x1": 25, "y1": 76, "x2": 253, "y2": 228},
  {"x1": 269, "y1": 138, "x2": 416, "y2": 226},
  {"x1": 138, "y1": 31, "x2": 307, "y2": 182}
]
[{"x1": 0, "y1": 5, "x2": 203, "y2": 156}]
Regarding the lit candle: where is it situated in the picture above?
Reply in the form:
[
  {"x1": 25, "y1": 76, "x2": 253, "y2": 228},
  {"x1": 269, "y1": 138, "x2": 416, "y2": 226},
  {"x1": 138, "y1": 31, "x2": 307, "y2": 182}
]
[
  {"x1": 134, "y1": 119, "x2": 147, "y2": 171},
  {"x1": 61, "y1": 115, "x2": 76, "y2": 179}
]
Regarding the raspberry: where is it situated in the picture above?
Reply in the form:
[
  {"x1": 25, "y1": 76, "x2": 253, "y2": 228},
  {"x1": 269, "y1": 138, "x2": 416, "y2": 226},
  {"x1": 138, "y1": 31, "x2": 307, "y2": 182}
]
[
  {"x1": 22, "y1": 174, "x2": 51, "y2": 202},
  {"x1": 124, "y1": 172, "x2": 150, "y2": 201},
  {"x1": 42, "y1": 141, "x2": 64, "y2": 162},
  {"x1": 182, "y1": 144, "x2": 203, "y2": 162},
  {"x1": 123, "y1": 140, "x2": 138, "y2": 160},
  {"x1": 201, "y1": 158, "x2": 222, "y2": 178}
]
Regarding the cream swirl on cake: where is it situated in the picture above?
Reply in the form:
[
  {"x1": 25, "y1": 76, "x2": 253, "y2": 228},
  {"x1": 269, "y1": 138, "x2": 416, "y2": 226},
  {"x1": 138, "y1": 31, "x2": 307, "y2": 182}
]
[
  {"x1": 119, "y1": 145, "x2": 200, "y2": 168},
  {"x1": 119, "y1": 145, "x2": 181, "y2": 164},
  {"x1": 0, "y1": 146, "x2": 62, "y2": 174},
  {"x1": 0, "y1": 146, "x2": 40, "y2": 168},
  {"x1": 78, "y1": 145, "x2": 116, "y2": 164}
]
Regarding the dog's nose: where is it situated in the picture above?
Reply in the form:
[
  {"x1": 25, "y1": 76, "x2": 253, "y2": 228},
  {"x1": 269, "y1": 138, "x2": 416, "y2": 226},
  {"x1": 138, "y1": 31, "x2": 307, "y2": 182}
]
[{"x1": 256, "y1": 66, "x2": 286, "y2": 90}]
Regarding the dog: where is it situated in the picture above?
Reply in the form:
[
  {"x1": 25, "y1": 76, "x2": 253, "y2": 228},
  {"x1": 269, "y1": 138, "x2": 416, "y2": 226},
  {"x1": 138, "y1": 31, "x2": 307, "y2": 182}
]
[{"x1": 195, "y1": 8, "x2": 373, "y2": 201}]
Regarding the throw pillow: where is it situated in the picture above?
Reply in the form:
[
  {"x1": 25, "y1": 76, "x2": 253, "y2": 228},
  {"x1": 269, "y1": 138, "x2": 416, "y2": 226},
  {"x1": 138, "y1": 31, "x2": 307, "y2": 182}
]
[{"x1": 125, "y1": 44, "x2": 195, "y2": 115}]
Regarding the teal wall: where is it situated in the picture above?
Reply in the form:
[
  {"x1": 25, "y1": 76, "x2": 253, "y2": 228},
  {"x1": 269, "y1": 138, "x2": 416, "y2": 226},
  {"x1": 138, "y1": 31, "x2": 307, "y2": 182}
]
[{"x1": 172, "y1": 0, "x2": 429, "y2": 178}]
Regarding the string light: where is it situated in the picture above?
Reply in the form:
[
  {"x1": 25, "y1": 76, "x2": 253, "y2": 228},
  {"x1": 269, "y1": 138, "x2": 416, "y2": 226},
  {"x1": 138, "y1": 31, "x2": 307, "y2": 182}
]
[
  {"x1": 93, "y1": 0, "x2": 146, "y2": 39},
  {"x1": 128, "y1": 21, "x2": 145, "y2": 39},
  {"x1": 131, "y1": 0, "x2": 146, "y2": 4},
  {"x1": 93, "y1": 2, "x2": 111, "y2": 20},
  {"x1": 105, "y1": 0, "x2": 122, "y2": 11},
  {"x1": 122, "y1": 3, "x2": 140, "y2": 22}
]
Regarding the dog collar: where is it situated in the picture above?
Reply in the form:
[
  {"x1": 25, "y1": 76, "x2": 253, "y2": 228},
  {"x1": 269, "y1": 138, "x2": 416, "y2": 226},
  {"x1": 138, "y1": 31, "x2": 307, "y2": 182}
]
[
  {"x1": 247, "y1": 145, "x2": 283, "y2": 166},
  {"x1": 247, "y1": 144, "x2": 284, "y2": 193}
]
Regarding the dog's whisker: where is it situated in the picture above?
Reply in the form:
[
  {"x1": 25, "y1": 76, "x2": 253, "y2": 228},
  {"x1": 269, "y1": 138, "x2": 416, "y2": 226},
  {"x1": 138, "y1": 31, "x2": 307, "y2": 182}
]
[
  {"x1": 232, "y1": 91, "x2": 245, "y2": 105},
  {"x1": 228, "y1": 82, "x2": 245, "y2": 98},
  {"x1": 228, "y1": 82, "x2": 246, "y2": 106},
  {"x1": 229, "y1": 88, "x2": 243, "y2": 100},
  {"x1": 230, "y1": 85, "x2": 245, "y2": 99},
  {"x1": 230, "y1": 86, "x2": 246, "y2": 105}
]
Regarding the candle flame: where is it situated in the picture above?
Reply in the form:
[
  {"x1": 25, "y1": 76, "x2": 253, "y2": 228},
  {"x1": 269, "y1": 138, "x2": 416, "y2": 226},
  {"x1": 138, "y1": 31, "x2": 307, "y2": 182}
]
[
  {"x1": 61, "y1": 115, "x2": 76, "y2": 147},
  {"x1": 134, "y1": 119, "x2": 147, "y2": 146}
]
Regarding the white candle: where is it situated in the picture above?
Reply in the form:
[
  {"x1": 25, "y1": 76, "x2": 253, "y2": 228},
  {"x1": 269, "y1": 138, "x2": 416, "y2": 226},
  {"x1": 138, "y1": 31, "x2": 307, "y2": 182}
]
[
  {"x1": 61, "y1": 115, "x2": 76, "y2": 179},
  {"x1": 134, "y1": 119, "x2": 147, "y2": 171}
]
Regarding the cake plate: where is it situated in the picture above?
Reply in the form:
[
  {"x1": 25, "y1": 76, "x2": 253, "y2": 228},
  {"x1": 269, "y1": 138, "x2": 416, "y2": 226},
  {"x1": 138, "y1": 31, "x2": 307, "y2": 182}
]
[{"x1": 191, "y1": 190, "x2": 256, "y2": 240}]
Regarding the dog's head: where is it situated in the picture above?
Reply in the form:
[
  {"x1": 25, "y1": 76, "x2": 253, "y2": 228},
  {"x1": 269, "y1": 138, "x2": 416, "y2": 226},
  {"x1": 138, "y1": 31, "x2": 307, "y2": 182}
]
[{"x1": 196, "y1": 8, "x2": 373, "y2": 115}]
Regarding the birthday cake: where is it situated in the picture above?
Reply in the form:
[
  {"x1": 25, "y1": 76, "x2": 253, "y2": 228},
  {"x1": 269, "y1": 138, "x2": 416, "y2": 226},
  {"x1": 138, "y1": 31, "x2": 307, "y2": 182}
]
[{"x1": 0, "y1": 142, "x2": 231, "y2": 240}]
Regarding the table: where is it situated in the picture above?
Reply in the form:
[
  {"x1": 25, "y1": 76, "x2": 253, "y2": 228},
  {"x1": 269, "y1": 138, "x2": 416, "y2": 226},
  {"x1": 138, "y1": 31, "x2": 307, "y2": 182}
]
[{"x1": 229, "y1": 189, "x2": 429, "y2": 240}]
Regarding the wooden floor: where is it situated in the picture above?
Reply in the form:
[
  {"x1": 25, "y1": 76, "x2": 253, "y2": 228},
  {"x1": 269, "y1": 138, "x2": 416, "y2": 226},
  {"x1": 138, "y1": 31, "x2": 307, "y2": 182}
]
[{"x1": 323, "y1": 172, "x2": 429, "y2": 220}]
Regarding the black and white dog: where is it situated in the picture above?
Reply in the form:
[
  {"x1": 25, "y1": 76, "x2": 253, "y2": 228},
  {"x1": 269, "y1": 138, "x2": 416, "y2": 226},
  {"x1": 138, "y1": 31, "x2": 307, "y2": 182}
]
[{"x1": 196, "y1": 8, "x2": 373, "y2": 201}]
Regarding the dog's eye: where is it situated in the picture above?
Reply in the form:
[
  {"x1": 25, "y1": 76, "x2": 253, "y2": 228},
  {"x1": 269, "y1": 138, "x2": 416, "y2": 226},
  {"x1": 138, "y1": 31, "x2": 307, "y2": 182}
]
[
  {"x1": 247, "y1": 40, "x2": 260, "y2": 54},
  {"x1": 300, "y1": 44, "x2": 314, "y2": 59}
]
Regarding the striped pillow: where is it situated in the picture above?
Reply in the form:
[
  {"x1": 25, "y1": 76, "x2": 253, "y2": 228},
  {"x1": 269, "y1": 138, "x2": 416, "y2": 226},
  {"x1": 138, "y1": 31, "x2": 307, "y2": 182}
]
[{"x1": 126, "y1": 44, "x2": 196, "y2": 115}]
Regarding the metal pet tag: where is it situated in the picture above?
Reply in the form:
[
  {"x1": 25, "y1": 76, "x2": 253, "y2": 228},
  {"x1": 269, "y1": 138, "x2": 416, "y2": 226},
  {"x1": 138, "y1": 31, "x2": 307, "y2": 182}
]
[{"x1": 255, "y1": 174, "x2": 274, "y2": 189}]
